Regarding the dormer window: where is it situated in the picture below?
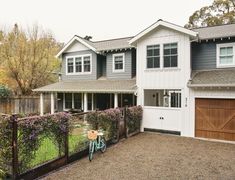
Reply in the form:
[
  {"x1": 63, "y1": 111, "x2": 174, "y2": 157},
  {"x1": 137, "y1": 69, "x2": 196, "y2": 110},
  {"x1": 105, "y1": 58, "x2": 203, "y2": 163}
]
[
  {"x1": 113, "y1": 53, "x2": 125, "y2": 72},
  {"x1": 67, "y1": 58, "x2": 74, "y2": 73},
  {"x1": 217, "y1": 43, "x2": 235, "y2": 68},
  {"x1": 75, "y1": 57, "x2": 82, "y2": 73},
  {"x1": 66, "y1": 54, "x2": 92, "y2": 74}
]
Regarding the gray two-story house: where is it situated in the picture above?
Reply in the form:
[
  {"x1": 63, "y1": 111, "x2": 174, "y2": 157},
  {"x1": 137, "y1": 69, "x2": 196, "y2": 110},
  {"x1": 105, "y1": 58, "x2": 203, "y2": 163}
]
[
  {"x1": 35, "y1": 20, "x2": 235, "y2": 142},
  {"x1": 35, "y1": 35, "x2": 137, "y2": 113}
]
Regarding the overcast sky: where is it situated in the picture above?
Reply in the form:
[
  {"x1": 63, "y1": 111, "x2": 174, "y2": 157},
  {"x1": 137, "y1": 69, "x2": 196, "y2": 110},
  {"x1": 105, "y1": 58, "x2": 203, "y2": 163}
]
[{"x1": 0, "y1": 0, "x2": 213, "y2": 43}]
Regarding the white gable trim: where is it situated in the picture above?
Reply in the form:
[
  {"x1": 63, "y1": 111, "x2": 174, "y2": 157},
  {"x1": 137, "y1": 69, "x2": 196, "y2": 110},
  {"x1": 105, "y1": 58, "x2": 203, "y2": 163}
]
[
  {"x1": 129, "y1": 20, "x2": 198, "y2": 45},
  {"x1": 56, "y1": 36, "x2": 96, "y2": 58}
]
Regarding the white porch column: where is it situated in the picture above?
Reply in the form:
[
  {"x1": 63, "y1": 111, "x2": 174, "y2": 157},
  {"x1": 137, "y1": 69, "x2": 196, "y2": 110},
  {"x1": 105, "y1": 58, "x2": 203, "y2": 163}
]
[
  {"x1": 50, "y1": 93, "x2": 55, "y2": 114},
  {"x1": 114, "y1": 93, "x2": 118, "y2": 108},
  {"x1": 40, "y1": 93, "x2": 44, "y2": 116},
  {"x1": 91, "y1": 93, "x2": 94, "y2": 111},
  {"x1": 84, "y1": 93, "x2": 88, "y2": 112},
  {"x1": 81, "y1": 93, "x2": 84, "y2": 110}
]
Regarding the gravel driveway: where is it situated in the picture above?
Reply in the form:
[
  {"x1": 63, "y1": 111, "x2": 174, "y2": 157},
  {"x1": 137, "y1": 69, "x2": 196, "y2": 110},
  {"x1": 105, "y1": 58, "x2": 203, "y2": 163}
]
[{"x1": 42, "y1": 132, "x2": 235, "y2": 180}]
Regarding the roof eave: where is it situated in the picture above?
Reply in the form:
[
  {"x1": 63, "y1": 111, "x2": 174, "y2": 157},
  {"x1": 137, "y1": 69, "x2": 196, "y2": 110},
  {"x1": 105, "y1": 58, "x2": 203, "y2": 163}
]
[
  {"x1": 129, "y1": 20, "x2": 198, "y2": 45},
  {"x1": 55, "y1": 36, "x2": 97, "y2": 58}
]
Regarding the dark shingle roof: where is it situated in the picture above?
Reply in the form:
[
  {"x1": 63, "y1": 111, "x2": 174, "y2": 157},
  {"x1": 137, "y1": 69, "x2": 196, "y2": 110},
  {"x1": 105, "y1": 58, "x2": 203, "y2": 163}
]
[
  {"x1": 188, "y1": 69, "x2": 235, "y2": 88},
  {"x1": 193, "y1": 23, "x2": 235, "y2": 40},
  {"x1": 76, "y1": 36, "x2": 133, "y2": 52},
  {"x1": 34, "y1": 79, "x2": 136, "y2": 93}
]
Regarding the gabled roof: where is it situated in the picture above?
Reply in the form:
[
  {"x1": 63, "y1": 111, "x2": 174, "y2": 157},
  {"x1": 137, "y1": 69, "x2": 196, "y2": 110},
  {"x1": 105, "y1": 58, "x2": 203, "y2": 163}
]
[
  {"x1": 192, "y1": 23, "x2": 235, "y2": 40},
  {"x1": 56, "y1": 36, "x2": 133, "y2": 58},
  {"x1": 56, "y1": 36, "x2": 97, "y2": 58},
  {"x1": 33, "y1": 79, "x2": 136, "y2": 93},
  {"x1": 129, "y1": 19, "x2": 198, "y2": 45},
  {"x1": 188, "y1": 69, "x2": 235, "y2": 88}
]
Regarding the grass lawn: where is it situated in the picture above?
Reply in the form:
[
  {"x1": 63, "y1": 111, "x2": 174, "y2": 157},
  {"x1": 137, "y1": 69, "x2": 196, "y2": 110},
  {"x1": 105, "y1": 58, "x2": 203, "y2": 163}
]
[{"x1": 19, "y1": 123, "x2": 89, "y2": 172}]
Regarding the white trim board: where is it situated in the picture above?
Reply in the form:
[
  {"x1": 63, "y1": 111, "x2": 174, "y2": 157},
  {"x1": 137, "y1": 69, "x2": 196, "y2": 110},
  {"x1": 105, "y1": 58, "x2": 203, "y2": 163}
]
[
  {"x1": 129, "y1": 20, "x2": 198, "y2": 45},
  {"x1": 56, "y1": 36, "x2": 96, "y2": 58}
]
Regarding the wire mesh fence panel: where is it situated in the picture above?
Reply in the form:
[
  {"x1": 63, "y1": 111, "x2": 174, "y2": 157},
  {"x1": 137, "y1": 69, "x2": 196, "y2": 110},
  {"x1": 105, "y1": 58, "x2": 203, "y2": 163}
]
[
  {"x1": 16, "y1": 113, "x2": 68, "y2": 174},
  {"x1": 68, "y1": 113, "x2": 90, "y2": 156}
]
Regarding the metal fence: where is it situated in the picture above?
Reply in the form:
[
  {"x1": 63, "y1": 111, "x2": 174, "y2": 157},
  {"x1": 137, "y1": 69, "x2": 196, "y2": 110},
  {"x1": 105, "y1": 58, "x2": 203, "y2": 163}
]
[{"x1": 1, "y1": 106, "x2": 141, "y2": 180}]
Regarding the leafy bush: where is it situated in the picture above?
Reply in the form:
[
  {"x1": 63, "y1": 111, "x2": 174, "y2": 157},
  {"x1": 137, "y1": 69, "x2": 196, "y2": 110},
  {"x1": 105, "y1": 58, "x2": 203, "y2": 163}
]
[
  {"x1": 126, "y1": 106, "x2": 143, "y2": 134},
  {"x1": 17, "y1": 112, "x2": 71, "y2": 173},
  {"x1": 0, "y1": 116, "x2": 12, "y2": 179},
  {"x1": 86, "y1": 108, "x2": 121, "y2": 140},
  {"x1": 0, "y1": 85, "x2": 11, "y2": 98}
]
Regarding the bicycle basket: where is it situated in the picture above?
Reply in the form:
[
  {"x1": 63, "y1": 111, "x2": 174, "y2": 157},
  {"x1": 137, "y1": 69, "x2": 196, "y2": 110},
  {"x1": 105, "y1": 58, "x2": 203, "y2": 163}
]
[{"x1": 88, "y1": 130, "x2": 98, "y2": 140}]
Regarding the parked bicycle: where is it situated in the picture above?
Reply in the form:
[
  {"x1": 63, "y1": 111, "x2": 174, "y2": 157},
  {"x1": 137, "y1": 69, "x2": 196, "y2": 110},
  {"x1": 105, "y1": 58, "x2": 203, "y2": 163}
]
[{"x1": 87, "y1": 129, "x2": 106, "y2": 161}]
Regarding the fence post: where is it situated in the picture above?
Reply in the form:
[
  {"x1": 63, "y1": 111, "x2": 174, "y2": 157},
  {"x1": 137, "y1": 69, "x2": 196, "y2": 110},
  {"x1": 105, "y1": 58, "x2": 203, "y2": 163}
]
[
  {"x1": 11, "y1": 114, "x2": 18, "y2": 180},
  {"x1": 124, "y1": 106, "x2": 128, "y2": 138}
]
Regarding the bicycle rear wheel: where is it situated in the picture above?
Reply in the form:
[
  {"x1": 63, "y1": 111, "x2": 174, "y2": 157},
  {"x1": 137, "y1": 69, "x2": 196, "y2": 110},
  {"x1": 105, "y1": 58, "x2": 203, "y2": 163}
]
[
  {"x1": 89, "y1": 141, "x2": 94, "y2": 161},
  {"x1": 100, "y1": 138, "x2": 106, "y2": 153}
]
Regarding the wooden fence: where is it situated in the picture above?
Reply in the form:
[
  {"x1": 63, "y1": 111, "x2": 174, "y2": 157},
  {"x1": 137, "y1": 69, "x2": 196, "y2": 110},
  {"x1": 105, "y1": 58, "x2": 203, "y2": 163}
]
[{"x1": 0, "y1": 95, "x2": 50, "y2": 115}]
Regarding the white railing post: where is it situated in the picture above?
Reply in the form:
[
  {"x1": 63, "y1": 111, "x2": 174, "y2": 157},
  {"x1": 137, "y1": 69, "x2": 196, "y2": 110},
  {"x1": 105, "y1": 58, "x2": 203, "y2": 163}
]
[
  {"x1": 114, "y1": 93, "x2": 118, "y2": 108},
  {"x1": 84, "y1": 93, "x2": 88, "y2": 112},
  {"x1": 40, "y1": 93, "x2": 44, "y2": 116},
  {"x1": 50, "y1": 92, "x2": 55, "y2": 114}
]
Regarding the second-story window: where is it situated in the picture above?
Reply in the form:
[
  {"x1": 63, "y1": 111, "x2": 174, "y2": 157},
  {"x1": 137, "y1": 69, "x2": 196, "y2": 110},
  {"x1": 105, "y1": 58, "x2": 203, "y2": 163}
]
[
  {"x1": 66, "y1": 54, "x2": 92, "y2": 74},
  {"x1": 75, "y1": 57, "x2": 82, "y2": 73},
  {"x1": 146, "y1": 45, "x2": 160, "y2": 68},
  {"x1": 163, "y1": 43, "x2": 178, "y2": 68},
  {"x1": 217, "y1": 43, "x2": 235, "y2": 67},
  {"x1": 84, "y1": 56, "x2": 91, "y2": 72},
  {"x1": 67, "y1": 58, "x2": 74, "y2": 73},
  {"x1": 113, "y1": 53, "x2": 125, "y2": 72}
]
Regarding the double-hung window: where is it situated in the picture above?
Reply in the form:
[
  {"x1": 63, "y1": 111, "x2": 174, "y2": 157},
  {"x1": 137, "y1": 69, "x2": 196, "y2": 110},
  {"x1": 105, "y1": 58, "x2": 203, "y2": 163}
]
[
  {"x1": 146, "y1": 45, "x2": 160, "y2": 68},
  {"x1": 113, "y1": 53, "x2": 125, "y2": 72},
  {"x1": 163, "y1": 43, "x2": 178, "y2": 68},
  {"x1": 75, "y1": 57, "x2": 82, "y2": 73},
  {"x1": 67, "y1": 58, "x2": 74, "y2": 73},
  {"x1": 217, "y1": 43, "x2": 235, "y2": 67},
  {"x1": 66, "y1": 54, "x2": 92, "y2": 74},
  {"x1": 84, "y1": 56, "x2": 91, "y2": 72}
]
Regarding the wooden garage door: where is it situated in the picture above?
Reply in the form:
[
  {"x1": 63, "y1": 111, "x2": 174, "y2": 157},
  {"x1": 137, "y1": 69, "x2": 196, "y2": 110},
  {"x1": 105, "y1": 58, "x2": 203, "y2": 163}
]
[{"x1": 195, "y1": 98, "x2": 235, "y2": 141}]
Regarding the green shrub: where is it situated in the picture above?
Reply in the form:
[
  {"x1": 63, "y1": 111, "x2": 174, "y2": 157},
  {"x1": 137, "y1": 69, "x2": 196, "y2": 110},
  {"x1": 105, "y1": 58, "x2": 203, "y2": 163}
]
[
  {"x1": 0, "y1": 116, "x2": 12, "y2": 179},
  {"x1": 86, "y1": 108, "x2": 121, "y2": 140},
  {"x1": 0, "y1": 85, "x2": 11, "y2": 98},
  {"x1": 126, "y1": 106, "x2": 143, "y2": 134}
]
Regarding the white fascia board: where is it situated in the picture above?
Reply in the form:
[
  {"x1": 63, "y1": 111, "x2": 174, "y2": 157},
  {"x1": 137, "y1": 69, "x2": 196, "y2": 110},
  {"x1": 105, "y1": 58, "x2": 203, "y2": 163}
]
[
  {"x1": 56, "y1": 36, "x2": 96, "y2": 58},
  {"x1": 129, "y1": 20, "x2": 198, "y2": 45}
]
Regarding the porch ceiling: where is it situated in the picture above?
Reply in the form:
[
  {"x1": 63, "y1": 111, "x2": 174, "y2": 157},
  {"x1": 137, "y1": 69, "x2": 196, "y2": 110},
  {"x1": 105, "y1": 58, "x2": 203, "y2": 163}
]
[{"x1": 33, "y1": 79, "x2": 136, "y2": 93}]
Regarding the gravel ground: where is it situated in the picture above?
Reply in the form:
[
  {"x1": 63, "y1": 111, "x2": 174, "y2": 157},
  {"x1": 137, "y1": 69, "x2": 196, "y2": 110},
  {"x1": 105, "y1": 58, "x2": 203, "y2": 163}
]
[{"x1": 42, "y1": 132, "x2": 235, "y2": 180}]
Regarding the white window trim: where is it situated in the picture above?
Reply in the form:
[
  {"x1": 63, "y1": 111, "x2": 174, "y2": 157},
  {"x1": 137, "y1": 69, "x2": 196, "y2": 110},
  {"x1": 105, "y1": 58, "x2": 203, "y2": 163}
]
[
  {"x1": 112, "y1": 53, "x2": 125, "y2": 73},
  {"x1": 65, "y1": 54, "x2": 92, "y2": 75},
  {"x1": 216, "y1": 43, "x2": 235, "y2": 68},
  {"x1": 146, "y1": 44, "x2": 161, "y2": 69},
  {"x1": 145, "y1": 42, "x2": 179, "y2": 70},
  {"x1": 163, "y1": 42, "x2": 178, "y2": 69}
]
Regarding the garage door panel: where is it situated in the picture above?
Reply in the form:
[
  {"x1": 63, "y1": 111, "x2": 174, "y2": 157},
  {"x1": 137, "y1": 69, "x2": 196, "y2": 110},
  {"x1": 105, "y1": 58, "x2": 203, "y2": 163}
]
[{"x1": 195, "y1": 98, "x2": 235, "y2": 141}]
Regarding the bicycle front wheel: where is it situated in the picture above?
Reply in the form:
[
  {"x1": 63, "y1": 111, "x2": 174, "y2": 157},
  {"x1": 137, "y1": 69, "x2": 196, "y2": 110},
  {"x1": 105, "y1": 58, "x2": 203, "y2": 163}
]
[
  {"x1": 89, "y1": 141, "x2": 94, "y2": 161},
  {"x1": 100, "y1": 138, "x2": 106, "y2": 153}
]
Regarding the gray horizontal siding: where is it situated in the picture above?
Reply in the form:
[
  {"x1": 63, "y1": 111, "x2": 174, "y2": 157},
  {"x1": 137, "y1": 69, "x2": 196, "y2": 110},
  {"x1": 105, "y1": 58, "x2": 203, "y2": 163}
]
[
  {"x1": 61, "y1": 50, "x2": 97, "y2": 81},
  {"x1": 106, "y1": 50, "x2": 132, "y2": 79},
  {"x1": 192, "y1": 42, "x2": 216, "y2": 70},
  {"x1": 192, "y1": 38, "x2": 235, "y2": 70}
]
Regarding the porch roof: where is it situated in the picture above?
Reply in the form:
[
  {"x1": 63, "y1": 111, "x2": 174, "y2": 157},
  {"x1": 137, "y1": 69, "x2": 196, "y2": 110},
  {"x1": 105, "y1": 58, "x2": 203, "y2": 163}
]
[
  {"x1": 188, "y1": 69, "x2": 235, "y2": 88},
  {"x1": 33, "y1": 79, "x2": 136, "y2": 93}
]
